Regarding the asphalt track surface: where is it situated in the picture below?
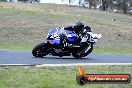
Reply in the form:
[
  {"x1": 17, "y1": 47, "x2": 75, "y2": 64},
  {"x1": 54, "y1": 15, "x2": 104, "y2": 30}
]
[{"x1": 0, "y1": 50, "x2": 132, "y2": 65}]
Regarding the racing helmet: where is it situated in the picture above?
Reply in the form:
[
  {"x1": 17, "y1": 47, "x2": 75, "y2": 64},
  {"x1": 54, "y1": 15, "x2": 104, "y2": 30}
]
[{"x1": 74, "y1": 21, "x2": 85, "y2": 34}]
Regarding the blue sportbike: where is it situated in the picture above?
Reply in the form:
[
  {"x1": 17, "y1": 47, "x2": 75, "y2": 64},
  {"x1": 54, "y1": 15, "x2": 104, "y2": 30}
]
[{"x1": 32, "y1": 27, "x2": 102, "y2": 58}]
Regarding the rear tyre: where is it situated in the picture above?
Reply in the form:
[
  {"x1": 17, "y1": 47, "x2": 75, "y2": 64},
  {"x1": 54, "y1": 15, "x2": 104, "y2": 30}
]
[
  {"x1": 83, "y1": 43, "x2": 93, "y2": 57},
  {"x1": 32, "y1": 43, "x2": 49, "y2": 57},
  {"x1": 72, "y1": 52, "x2": 83, "y2": 58},
  {"x1": 72, "y1": 43, "x2": 93, "y2": 58}
]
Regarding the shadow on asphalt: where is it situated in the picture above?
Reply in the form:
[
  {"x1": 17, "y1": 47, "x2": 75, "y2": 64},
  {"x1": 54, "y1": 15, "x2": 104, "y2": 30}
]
[{"x1": 32, "y1": 56, "x2": 92, "y2": 60}]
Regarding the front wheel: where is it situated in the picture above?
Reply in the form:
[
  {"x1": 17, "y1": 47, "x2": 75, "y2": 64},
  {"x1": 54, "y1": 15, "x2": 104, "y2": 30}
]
[{"x1": 32, "y1": 43, "x2": 50, "y2": 57}]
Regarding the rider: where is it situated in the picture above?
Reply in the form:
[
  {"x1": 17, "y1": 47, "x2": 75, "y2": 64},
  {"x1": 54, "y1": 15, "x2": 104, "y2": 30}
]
[{"x1": 59, "y1": 20, "x2": 93, "y2": 46}]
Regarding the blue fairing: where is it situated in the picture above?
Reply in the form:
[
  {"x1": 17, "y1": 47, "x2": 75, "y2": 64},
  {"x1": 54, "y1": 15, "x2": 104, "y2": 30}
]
[
  {"x1": 46, "y1": 27, "x2": 79, "y2": 48},
  {"x1": 47, "y1": 28, "x2": 61, "y2": 47},
  {"x1": 47, "y1": 28, "x2": 57, "y2": 39},
  {"x1": 65, "y1": 30, "x2": 79, "y2": 43},
  {"x1": 49, "y1": 40, "x2": 60, "y2": 45}
]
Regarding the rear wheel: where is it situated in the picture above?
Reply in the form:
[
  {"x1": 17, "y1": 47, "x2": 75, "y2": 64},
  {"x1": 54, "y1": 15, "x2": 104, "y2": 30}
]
[
  {"x1": 72, "y1": 52, "x2": 83, "y2": 58},
  {"x1": 32, "y1": 43, "x2": 49, "y2": 57},
  {"x1": 83, "y1": 43, "x2": 93, "y2": 57},
  {"x1": 72, "y1": 43, "x2": 93, "y2": 58}
]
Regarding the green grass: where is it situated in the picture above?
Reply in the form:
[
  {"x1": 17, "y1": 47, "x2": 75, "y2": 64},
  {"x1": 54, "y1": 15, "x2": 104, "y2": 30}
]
[
  {"x1": 0, "y1": 43, "x2": 33, "y2": 50},
  {"x1": 93, "y1": 49, "x2": 132, "y2": 54},
  {"x1": 0, "y1": 65, "x2": 132, "y2": 88}
]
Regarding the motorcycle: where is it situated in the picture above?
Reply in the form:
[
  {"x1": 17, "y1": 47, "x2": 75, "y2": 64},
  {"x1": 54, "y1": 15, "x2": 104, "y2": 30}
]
[{"x1": 32, "y1": 27, "x2": 102, "y2": 58}]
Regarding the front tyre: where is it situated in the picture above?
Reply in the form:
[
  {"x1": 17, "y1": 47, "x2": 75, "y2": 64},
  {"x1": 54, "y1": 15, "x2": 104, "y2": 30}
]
[{"x1": 32, "y1": 43, "x2": 49, "y2": 57}]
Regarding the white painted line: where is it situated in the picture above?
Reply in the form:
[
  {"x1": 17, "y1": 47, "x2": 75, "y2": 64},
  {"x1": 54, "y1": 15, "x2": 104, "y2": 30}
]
[
  {"x1": 0, "y1": 64, "x2": 36, "y2": 66},
  {"x1": 36, "y1": 63, "x2": 132, "y2": 67},
  {"x1": 0, "y1": 63, "x2": 132, "y2": 67}
]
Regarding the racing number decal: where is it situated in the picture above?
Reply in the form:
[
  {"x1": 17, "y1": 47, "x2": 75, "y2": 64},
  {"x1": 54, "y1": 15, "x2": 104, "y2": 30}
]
[{"x1": 51, "y1": 32, "x2": 60, "y2": 39}]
